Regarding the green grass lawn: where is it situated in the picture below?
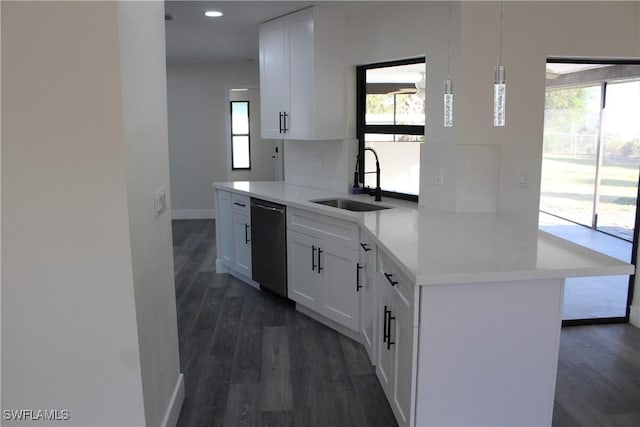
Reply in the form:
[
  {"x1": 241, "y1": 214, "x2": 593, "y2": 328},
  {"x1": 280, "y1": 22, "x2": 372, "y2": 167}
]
[{"x1": 540, "y1": 155, "x2": 639, "y2": 234}]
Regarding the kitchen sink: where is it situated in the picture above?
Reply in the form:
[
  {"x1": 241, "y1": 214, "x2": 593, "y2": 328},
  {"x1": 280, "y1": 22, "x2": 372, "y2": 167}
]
[{"x1": 310, "y1": 198, "x2": 391, "y2": 212}]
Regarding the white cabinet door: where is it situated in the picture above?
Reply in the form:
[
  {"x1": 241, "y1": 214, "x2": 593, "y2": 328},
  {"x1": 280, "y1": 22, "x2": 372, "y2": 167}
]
[
  {"x1": 216, "y1": 190, "x2": 233, "y2": 266},
  {"x1": 376, "y1": 271, "x2": 395, "y2": 398},
  {"x1": 258, "y1": 17, "x2": 288, "y2": 139},
  {"x1": 285, "y1": 8, "x2": 314, "y2": 140},
  {"x1": 390, "y1": 288, "x2": 416, "y2": 427},
  {"x1": 233, "y1": 213, "x2": 252, "y2": 278},
  {"x1": 287, "y1": 230, "x2": 322, "y2": 312},
  {"x1": 359, "y1": 237, "x2": 376, "y2": 363},
  {"x1": 321, "y1": 240, "x2": 359, "y2": 331}
]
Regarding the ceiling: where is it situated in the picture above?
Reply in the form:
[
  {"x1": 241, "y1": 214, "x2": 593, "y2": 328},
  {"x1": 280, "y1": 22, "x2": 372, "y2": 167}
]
[{"x1": 164, "y1": 1, "x2": 317, "y2": 64}]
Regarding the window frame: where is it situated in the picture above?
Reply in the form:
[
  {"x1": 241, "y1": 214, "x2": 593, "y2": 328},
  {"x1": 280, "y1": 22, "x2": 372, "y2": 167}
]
[
  {"x1": 356, "y1": 57, "x2": 426, "y2": 202},
  {"x1": 230, "y1": 100, "x2": 251, "y2": 171}
]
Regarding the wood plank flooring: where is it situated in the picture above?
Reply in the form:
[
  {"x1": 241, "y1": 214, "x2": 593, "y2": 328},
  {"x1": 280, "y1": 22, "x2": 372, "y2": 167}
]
[
  {"x1": 173, "y1": 219, "x2": 397, "y2": 427},
  {"x1": 173, "y1": 219, "x2": 640, "y2": 427}
]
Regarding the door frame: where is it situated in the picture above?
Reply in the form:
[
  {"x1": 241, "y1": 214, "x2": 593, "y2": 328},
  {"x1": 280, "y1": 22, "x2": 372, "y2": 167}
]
[{"x1": 544, "y1": 57, "x2": 640, "y2": 326}]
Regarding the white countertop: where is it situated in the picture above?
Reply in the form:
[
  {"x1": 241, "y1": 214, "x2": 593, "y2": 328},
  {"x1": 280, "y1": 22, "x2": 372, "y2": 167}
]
[{"x1": 214, "y1": 181, "x2": 635, "y2": 286}]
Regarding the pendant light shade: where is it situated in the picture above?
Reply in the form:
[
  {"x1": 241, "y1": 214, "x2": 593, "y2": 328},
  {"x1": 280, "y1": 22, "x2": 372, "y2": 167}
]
[
  {"x1": 493, "y1": 1, "x2": 506, "y2": 127},
  {"x1": 444, "y1": 78, "x2": 453, "y2": 127},
  {"x1": 444, "y1": 1, "x2": 454, "y2": 128},
  {"x1": 493, "y1": 65, "x2": 506, "y2": 126}
]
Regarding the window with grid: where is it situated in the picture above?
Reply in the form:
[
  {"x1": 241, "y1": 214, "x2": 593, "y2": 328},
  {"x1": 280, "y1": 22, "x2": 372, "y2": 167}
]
[
  {"x1": 357, "y1": 58, "x2": 425, "y2": 201},
  {"x1": 231, "y1": 101, "x2": 251, "y2": 170}
]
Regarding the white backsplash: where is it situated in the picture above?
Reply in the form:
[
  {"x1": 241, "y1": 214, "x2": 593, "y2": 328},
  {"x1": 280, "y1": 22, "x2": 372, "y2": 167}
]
[{"x1": 283, "y1": 139, "x2": 354, "y2": 193}]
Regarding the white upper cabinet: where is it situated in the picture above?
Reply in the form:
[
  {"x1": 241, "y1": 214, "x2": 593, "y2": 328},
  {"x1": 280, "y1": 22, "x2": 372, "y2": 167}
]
[{"x1": 258, "y1": 7, "x2": 346, "y2": 141}]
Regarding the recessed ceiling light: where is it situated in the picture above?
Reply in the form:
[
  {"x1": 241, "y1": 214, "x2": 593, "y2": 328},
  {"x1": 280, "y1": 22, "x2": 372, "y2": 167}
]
[{"x1": 204, "y1": 10, "x2": 223, "y2": 18}]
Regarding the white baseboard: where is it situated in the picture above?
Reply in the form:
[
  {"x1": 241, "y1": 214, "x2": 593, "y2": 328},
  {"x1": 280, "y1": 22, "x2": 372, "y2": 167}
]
[
  {"x1": 215, "y1": 259, "x2": 230, "y2": 274},
  {"x1": 630, "y1": 304, "x2": 640, "y2": 329},
  {"x1": 172, "y1": 209, "x2": 215, "y2": 220},
  {"x1": 228, "y1": 269, "x2": 261, "y2": 290},
  {"x1": 161, "y1": 373, "x2": 184, "y2": 427}
]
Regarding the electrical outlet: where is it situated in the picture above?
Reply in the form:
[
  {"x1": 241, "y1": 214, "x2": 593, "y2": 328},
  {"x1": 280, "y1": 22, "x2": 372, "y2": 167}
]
[
  {"x1": 436, "y1": 168, "x2": 444, "y2": 186},
  {"x1": 154, "y1": 187, "x2": 167, "y2": 217}
]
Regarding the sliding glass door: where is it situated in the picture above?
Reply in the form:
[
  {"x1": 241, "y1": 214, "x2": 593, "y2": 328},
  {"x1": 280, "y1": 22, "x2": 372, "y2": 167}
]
[
  {"x1": 540, "y1": 61, "x2": 640, "y2": 323},
  {"x1": 596, "y1": 80, "x2": 640, "y2": 240},
  {"x1": 540, "y1": 84, "x2": 601, "y2": 228}
]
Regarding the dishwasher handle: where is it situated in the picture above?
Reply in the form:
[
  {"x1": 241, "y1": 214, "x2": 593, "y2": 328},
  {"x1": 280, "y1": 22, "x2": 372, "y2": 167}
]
[{"x1": 252, "y1": 201, "x2": 285, "y2": 213}]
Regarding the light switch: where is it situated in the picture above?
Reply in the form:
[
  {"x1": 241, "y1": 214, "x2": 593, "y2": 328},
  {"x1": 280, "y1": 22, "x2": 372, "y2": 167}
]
[
  {"x1": 518, "y1": 172, "x2": 527, "y2": 188},
  {"x1": 154, "y1": 187, "x2": 167, "y2": 217}
]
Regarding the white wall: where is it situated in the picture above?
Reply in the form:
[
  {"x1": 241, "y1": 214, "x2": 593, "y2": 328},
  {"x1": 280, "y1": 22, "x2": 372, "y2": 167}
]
[
  {"x1": 1, "y1": 2, "x2": 146, "y2": 425},
  {"x1": 166, "y1": 62, "x2": 259, "y2": 219},
  {"x1": 2, "y1": 1, "x2": 183, "y2": 424},
  {"x1": 284, "y1": 139, "x2": 353, "y2": 193},
  {"x1": 118, "y1": 2, "x2": 182, "y2": 426}
]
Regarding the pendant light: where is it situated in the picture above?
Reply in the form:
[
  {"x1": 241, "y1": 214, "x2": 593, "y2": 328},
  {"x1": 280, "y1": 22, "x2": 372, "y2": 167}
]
[
  {"x1": 493, "y1": 0, "x2": 506, "y2": 127},
  {"x1": 444, "y1": 1, "x2": 453, "y2": 127}
]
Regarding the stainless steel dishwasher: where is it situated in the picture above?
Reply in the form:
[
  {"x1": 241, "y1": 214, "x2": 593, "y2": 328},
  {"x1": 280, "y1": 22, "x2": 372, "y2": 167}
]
[{"x1": 250, "y1": 198, "x2": 287, "y2": 297}]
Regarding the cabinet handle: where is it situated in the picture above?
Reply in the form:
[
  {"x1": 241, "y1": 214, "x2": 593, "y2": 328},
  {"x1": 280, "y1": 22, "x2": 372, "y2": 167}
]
[
  {"x1": 384, "y1": 272, "x2": 398, "y2": 287},
  {"x1": 383, "y1": 305, "x2": 389, "y2": 343},
  {"x1": 360, "y1": 242, "x2": 371, "y2": 252},
  {"x1": 283, "y1": 111, "x2": 289, "y2": 133},
  {"x1": 279, "y1": 112, "x2": 283, "y2": 133},
  {"x1": 317, "y1": 248, "x2": 323, "y2": 273},
  {"x1": 244, "y1": 223, "x2": 250, "y2": 244},
  {"x1": 356, "y1": 263, "x2": 363, "y2": 292},
  {"x1": 387, "y1": 310, "x2": 396, "y2": 350},
  {"x1": 311, "y1": 245, "x2": 316, "y2": 271},
  {"x1": 233, "y1": 202, "x2": 246, "y2": 207}
]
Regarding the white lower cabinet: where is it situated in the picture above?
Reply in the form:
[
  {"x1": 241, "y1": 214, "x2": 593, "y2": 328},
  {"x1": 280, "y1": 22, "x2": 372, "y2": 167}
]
[
  {"x1": 215, "y1": 189, "x2": 252, "y2": 279},
  {"x1": 376, "y1": 252, "x2": 418, "y2": 427},
  {"x1": 287, "y1": 229, "x2": 359, "y2": 331},
  {"x1": 216, "y1": 190, "x2": 233, "y2": 266},
  {"x1": 232, "y1": 212, "x2": 251, "y2": 277},
  {"x1": 359, "y1": 233, "x2": 377, "y2": 364},
  {"x1": 286, "y1": 208, "x2": 360, "y2": 332}
]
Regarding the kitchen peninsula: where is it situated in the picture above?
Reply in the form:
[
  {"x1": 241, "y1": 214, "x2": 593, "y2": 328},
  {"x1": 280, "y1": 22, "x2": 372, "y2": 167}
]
[{"x1": 214, "y1": 181, "x2": 634, "y2": 427}]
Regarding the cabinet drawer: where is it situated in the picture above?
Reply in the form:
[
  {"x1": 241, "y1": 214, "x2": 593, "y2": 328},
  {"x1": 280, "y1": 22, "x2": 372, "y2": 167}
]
[
  {"x1": 287, "y1": 207, "x2": 359, "y2": 250},
  {"x1": 231, "y1": 193, "x2": 250, "y2": 215},
  {"x1": 379, "y1": 251, "x2": 417, "y2": 326}
]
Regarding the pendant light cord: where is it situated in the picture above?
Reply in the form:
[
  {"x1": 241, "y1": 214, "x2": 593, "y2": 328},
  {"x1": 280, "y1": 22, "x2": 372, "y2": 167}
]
[
  {"x1": 499, "y1": 0, "x2": 504, "y2": 66},
  {"x1": 447, "y1": 1, "x2": 452, "y2": 80}
]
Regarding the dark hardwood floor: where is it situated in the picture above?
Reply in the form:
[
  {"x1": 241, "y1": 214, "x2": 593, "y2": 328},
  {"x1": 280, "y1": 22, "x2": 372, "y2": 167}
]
[
  {"x1": 172, "y1": 219, "x2": 640, "y2": 427},
  {"x1": 173, "y1": 219, "x2": 397, "y2": 427}
]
